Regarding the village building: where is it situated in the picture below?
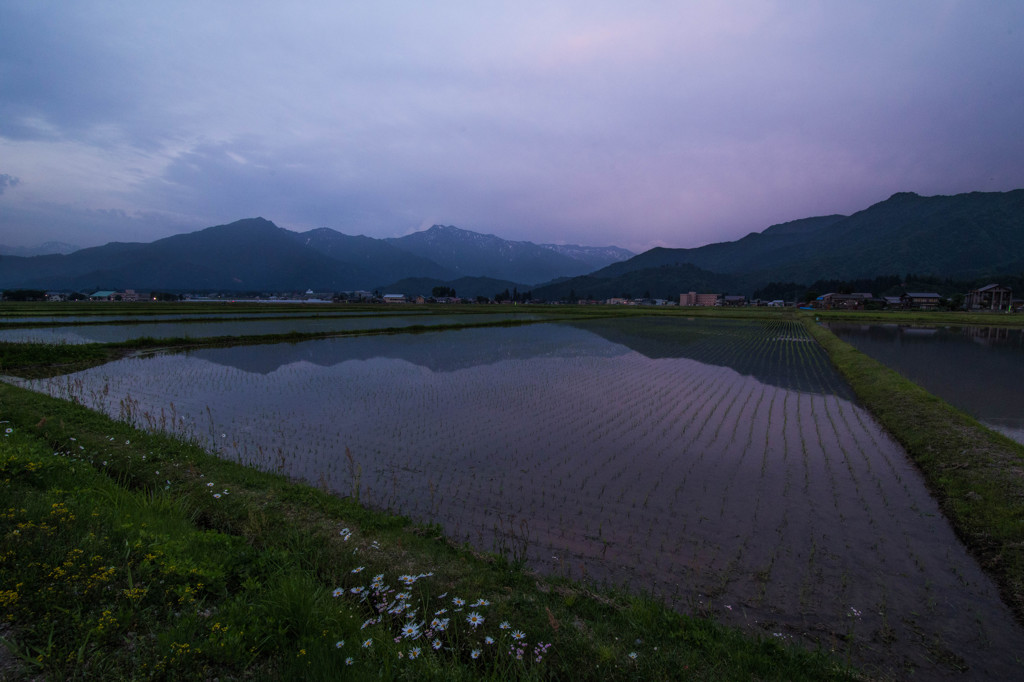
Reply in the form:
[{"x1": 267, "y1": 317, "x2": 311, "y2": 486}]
[
  {"x1": 383, "y1": 293, "x2": 407, "y2": 303},
  {"x1": 965, "y1": 283, "x2": 1013, "y2": 311},
  {"x1": 679, "y1": 291, "x2": 720, "y2": 306},
  {"x1": 815, "y1": 292, "x2": 874, "y2": 310},
  {"x1": 900, "y1": 292, "x2": 942, "y2": 310},
  {"x1": 722, "y1": 295, "x2": 746, "y2": 306}
]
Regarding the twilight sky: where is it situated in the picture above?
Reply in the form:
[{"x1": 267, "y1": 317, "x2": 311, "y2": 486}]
[{"x1": 1, "y1": 1, "x2": 1023, "y2": 253}]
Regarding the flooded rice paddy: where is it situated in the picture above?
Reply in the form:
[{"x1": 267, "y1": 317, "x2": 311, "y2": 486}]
[
  {"x1": 0, "y1": 311, "x2": 535, "y2": 344},
  {"x1": 24, "y1": 317, "x2": 1024, "y2": 678},
  {"x1": 0, "y1": 309, "x2": 422, "y2": 325},
  {"x1": 827, "y1": 323, "x2": 1024, "y2": 445}
]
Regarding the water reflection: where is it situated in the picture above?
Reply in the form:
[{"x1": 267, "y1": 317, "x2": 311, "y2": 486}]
[
  {"x1": 189, "y1": 323, "x2": 627, "y2": 374},
  {"x1": 191, "y1": 317, "x2": 852, "y2": 397},
  {"x1": 27, "y1": 317, "x2": 1024, "y2": 678},
  {"x1": 0, "y1": 312, "x2": 534, "y2": 345},
  {"x1": 826, "y1": 323, "x2": 1024, "y2": 443},
  {"x1": 571, "y1": 317, "x2": 855, "y2": 398}
]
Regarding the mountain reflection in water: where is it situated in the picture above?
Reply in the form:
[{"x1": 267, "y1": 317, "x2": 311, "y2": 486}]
[{"x1": 190, "y1": 317, "x2": 852, "y2": 398}]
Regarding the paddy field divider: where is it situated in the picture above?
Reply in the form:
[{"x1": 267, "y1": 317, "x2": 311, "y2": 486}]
[{"x1": 802, "y1": 313, "x2": 1024, "y2": 626}]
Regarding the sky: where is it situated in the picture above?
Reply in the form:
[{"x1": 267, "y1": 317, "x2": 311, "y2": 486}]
[{"x1": 1, "y1": 1, "x2": 1023, "y2": 254}]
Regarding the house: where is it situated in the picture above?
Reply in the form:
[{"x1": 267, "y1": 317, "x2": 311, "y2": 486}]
[
  {"x1": 722, "y1": 295, "x2": 746, "y2": 306},
  {"x1": 900, "y1": 292, "x2": 942, "y2": 310},
  {"x1": 383, "y1": 294, "x2": 407, "y2": 303},
  {"x1": 89, "y1": 290, "x2": 118, "y2": 301},
  {"x1": 816, "y1": 292, "x2": 874, "y2": 310},
  {"x1": 965, "y1": 283, "x2": 1012, "y2": 311},
  {"x1": 679, "y1": 292, "x2": 720, "y2": 306},
  {"x1": 883, "y1": 296, "x2": 903, "y2": 309}
]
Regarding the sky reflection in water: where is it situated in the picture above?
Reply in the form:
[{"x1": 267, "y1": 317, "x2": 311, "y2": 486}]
[{"x1": 30, "y1": 318, "x2": 1024, "y2": 679}]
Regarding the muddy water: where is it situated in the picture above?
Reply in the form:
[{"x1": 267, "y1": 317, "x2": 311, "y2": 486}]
[
  {"x1": 826, "y1": 323, "x2": 1024, "y2": 445},
  {"x1": 25, "y1": 318, "x2": 1024, "y2": 679}
]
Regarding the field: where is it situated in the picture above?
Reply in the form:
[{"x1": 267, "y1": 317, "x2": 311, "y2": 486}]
[
  {"x1": 13, "y1": 311, "x2": 1024, "y2": 679},
  {"x1": 825, "y1": 322, "x2": 1024, "y2": 444},
  {"x1": 0, "y1": 311, "x2": 538, "y2": 344},
  {"x1": 1, "y1": 378, "x2": 866, "y2": 681}
]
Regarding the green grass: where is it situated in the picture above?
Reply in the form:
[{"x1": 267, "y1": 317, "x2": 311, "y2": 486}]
[
  {"x1": 0, "y1": 341, "x2": 116, "y2": 378},
  {"x1": 812, "y1": 308, "x2": 1024, "y2": 328},
  {"x1": 0, "y1": 379, "x2": 859, "y2": 681},
  {"x1": 802, "y1": 314, "x2": 1024, "y2": 625}
]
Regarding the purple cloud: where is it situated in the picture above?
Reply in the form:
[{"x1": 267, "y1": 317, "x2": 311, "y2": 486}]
[
  {"x1": 0, "y1": 174, "x2": 20, "y2": 195},
  {"x1": 0, "y1": 2, "x2": 1022, "y2": 252}
]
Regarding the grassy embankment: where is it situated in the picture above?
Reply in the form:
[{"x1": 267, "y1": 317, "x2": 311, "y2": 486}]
[
  {"x1": 0, "y1": 376, "x2": 859, "y2": 680},
  {"x1": 0, "y1": 303, "x2": 543, "y2": 330},
  {"x1": 811, "y1": 308, "x2": 1024, "y2": 327},
  {"x1": 802, "y1": 314, "x2": 1024, "y2": 625},
  {"x1": 0, "y1": 301, "x2": 385, "y2": 318}
]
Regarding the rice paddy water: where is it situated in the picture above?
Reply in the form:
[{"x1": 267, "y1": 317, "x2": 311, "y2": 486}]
[
  {"x1": 826, "y1": 322, "x2": 1024, "y2": 445},
  {"x1": 20, "y1": 316, "x2": 1024, "y2": 679}
]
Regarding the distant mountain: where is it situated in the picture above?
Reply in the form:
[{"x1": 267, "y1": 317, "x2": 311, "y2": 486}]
[
  {"x1": 0, "y1": 218, "x2": 377, "y2": 292},
  {"x1": 0, "y1": 219, "x2": 625, "y2": 293},
  {"x1": 0, "y1": 241, "x2": 81, "y2": 257},
  {"x1": 293, "y1": 228, "x2": 456, "y2": 281},
  {"x1": 532, "y1": 262, "x2": 744, "y2": 301},
  {"x1": 592, "y1": 215, "x2": 847, "y2": 280},
  {"x1": 386, "y1": 225, "x2": 629, "y2": 285},
  {"x1": 379, "y1": 276, "x2": 528, "y2": 300},
  {"x1": 586, "y1": 190, "x2": 1024, "y2": 292},
  {"x1": 538, "y1": 243, "x2": 634, "y2": 271},
  {"x1": 3, "y1": 190, "x2": 1021, "y2": 296},
  {"x1": 777, "y1": 190, "x2": 1024, "y2": 281}
]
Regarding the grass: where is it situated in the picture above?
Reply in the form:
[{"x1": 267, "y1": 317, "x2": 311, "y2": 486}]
[
  {"x1": 0, "y1": 378, "x2": 859, "y2": 681},
  {"x1": 0, "y1": 342, "x2": 114, "y2": 378},
  {"x1": 802, "y1": 313, "x2": 1024, "y2": 625},
  {"x1": 812, "y1": 308, "x2": 1024, "y2": 328}
]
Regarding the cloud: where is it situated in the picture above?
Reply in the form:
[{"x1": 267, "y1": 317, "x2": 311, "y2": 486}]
[
  {"x1": 0, "y1": 200, "x2": 204, "y2": 249},
  {"x1": 0, "y1": 2, "x2": 1022, "y2": 253},
  {"x1": 0, "y1": 174, "x2": 20, "y2": 195}
]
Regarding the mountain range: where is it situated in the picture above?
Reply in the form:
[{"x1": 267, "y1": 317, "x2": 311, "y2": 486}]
[
  {"x1": 533, "y1": 189, "x2": 1024, "y2": 300},
  {"x1": 0, "y1": 221, "x2": 632, "y2": 294},
  {"x1": 1, "y1": 189, "x2": 1022, "y2": 297},
  {"x1": 0, "y1": 241, "x2": 81, "y2": 257}
]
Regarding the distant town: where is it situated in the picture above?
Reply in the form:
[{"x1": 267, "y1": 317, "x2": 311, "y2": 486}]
[{"x1": 2, "y1": 282, "x2": 1018, "y2": 311}]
